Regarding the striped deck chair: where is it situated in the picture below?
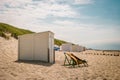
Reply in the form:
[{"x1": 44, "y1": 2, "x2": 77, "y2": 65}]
[
  {"x1": 70, "y1": 53, "x2": 88, "y2": 67},
  {"x1": 64, "y1": 52, "x2": 88, "y2": 67}
]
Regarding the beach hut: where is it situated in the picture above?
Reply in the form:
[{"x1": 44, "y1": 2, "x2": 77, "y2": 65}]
[
  {"x1": 18, "y1": 31, "x2": 55, "y2": 63},
  {"x1": 61, "y1": 43, "x2": 72, "y2": 52},
  {"x1": 72, "y1": 45, "x2": 80, "y2": 52},
  {"x1": 72, "y1": 45, "x2": 85, "y2": 52}
]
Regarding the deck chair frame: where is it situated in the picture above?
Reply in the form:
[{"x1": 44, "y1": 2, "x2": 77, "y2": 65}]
[
  {"x1": 64, "y1": 52, "x2": 88, "y2": 67},
  {"x1": 64, "y1": 52, "x2": 77, "y2": 67}
]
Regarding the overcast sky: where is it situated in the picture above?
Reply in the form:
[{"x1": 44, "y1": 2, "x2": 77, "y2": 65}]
[{"x1": 0, "y1": 0, "x2": 120, "y2": 50}]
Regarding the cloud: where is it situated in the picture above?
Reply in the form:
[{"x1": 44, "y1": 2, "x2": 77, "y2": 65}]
[
  {"x1": 53, "y1": 20, "x2": 76, "y2": 26},
  {"x1": 0, "y1": 0, "x2": 31, "y2": 9},
  {"x1": 0, "y1": 0, "x2": 94, "y2": 22},
  {"x1": 0, "y1": 0, "x2": 78, "y2": 29},
  {"x1": 0, "y1": 0, "x2": 77, "y2": 18},
  {"x1": 74, "y1": 0, "x2": 94, "y2": 4}
]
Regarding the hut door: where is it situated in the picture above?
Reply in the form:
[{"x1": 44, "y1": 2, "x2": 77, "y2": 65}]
[
  {"x1": 19, "y1": 35, "x2": 34, "y2": 60},
  {"x1": 34, "y1": 34, "x2": 48, "y2": 62}
]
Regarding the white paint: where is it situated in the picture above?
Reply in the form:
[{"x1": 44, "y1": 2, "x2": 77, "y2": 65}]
[{"x1": 18, "y1": 31, "x2": 55, "y2": 63}]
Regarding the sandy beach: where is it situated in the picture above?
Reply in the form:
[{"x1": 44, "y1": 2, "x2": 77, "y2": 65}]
[{"x1": 0, "y1": 37, "x2": 120, "y2": 80}]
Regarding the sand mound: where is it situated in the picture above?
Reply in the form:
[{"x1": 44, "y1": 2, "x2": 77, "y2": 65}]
[{"x1": 0, "y1": 37, "x2": 120, "y2": 80}]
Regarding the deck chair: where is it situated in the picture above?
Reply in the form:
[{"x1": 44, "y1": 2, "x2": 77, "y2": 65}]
[
  {"x1": 64, "y1": 52, "x2": 77, "y2": 67},
  {"x1": 64, "y1": 52, "x2": 88, "y2": 67},
  {"x1": 70, "y1": 53, "x2": 88, "y2": 67}
]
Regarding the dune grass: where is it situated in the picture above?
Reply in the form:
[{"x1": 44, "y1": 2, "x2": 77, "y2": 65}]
[
  {"x1": 0, "y1": 22, "x2": 34, "y2": 39},
  {"x1": 0, "y1": 22, "x2": 68, "y2": 46}
]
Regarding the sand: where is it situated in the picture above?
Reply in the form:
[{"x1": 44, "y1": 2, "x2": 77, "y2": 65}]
[{"x1": 0, "y1": 37, "x2": 120, "y2": 80}]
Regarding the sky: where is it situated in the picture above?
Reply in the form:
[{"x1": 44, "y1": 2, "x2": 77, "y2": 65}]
[{"x1": 0, "y1": 0, "x2": 120, "y2": 50}]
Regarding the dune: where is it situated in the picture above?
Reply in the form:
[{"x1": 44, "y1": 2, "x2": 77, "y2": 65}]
[{"x1": 0, "y1": 37, "x2": 120, "y2": 80}]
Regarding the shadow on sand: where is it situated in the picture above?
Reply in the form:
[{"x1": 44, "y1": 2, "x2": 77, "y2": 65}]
[{"x1": 14, "y1": 60, "x2": 53, "y2": 66}]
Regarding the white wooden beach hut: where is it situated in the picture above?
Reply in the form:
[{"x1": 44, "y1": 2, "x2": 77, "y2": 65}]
[
  {"x1": 71, "y1": 44, "x2": 86, "y2": 52},
  {"x1": 61, "y1": 43, "x2": 72, "y2": 52},
  {"x1": 72, "y1": 45, "x2": 81, "y2": 52},
  {"x1": 18, "y1": 31, "x2": 55, "y2": 63}
]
